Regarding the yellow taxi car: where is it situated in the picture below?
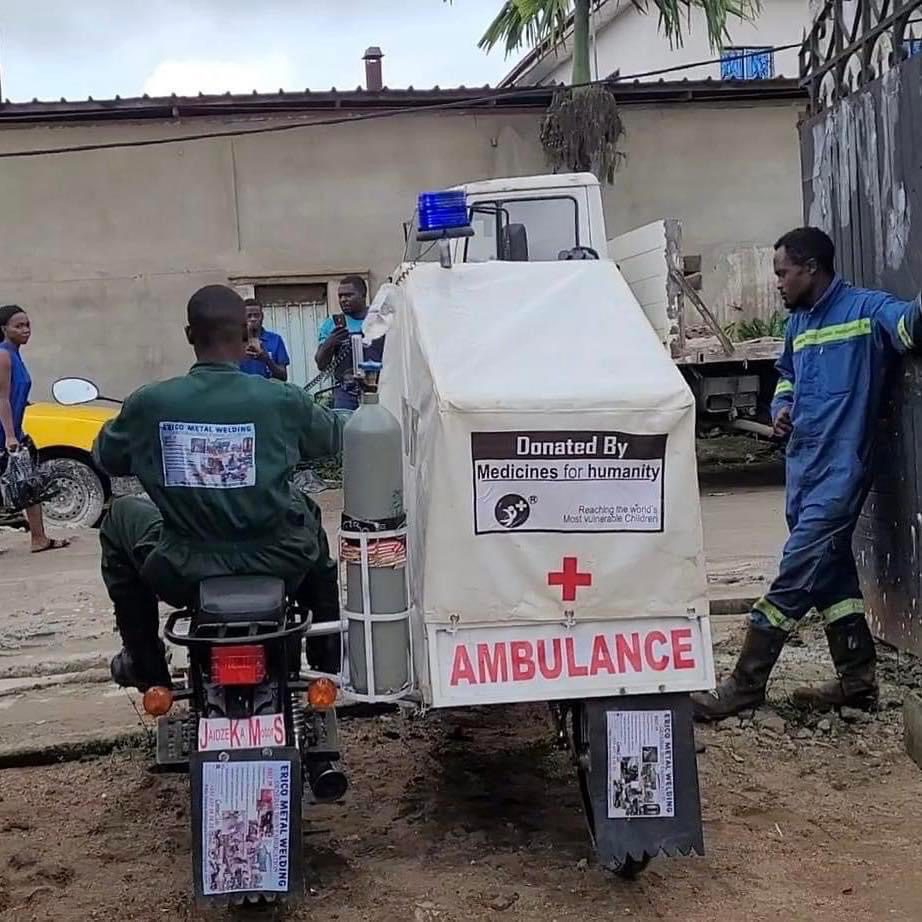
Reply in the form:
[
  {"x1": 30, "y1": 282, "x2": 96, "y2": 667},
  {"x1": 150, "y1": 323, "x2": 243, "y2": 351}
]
[{"x1": 22, "y1": 401, "x2": 117, "y2": 528}]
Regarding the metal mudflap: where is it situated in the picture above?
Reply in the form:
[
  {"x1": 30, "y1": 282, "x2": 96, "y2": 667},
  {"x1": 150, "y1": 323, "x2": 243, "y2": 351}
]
[
  {"x1": 191, "y1": 747, "x2": 304, "y2": 907},
  {"x1": 583, "y1": 693, "x2": 703, "y2": 866}
]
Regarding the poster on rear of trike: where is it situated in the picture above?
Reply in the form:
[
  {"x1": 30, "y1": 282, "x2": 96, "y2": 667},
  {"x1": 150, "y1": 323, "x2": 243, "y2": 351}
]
[
  {"x1": 200, "y1": 760, "x2": 293, "y2": 895},
  {"x1": 606, "y1": 710, "x2": 675, "y2": 819}
]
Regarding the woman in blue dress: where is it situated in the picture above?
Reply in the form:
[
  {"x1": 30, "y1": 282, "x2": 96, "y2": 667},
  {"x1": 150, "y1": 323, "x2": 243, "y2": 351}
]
[{"x1": 0, "y1": 304, "x2": 70, "y2": 552}]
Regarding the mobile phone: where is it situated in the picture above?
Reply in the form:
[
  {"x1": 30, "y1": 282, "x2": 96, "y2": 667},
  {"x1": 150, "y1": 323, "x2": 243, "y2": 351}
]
[{"x1": 333, "y1": 315, "x2": 346, "y2": 330}]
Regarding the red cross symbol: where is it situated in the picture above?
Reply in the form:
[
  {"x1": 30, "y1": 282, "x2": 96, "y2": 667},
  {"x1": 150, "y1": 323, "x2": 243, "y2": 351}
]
[{"x1": 547, "y1": 557, "x2": 592, "y2": 602}]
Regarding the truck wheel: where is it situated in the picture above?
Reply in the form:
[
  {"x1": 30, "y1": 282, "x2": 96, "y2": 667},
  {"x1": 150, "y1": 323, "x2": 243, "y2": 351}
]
[{"x1": 41, "y1": 457, "x2": 106, "y2": 528}]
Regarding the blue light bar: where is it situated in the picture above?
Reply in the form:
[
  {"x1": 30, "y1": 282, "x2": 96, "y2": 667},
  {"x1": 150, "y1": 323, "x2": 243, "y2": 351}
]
[{"x1": 417, "y1": 190, "x2": 471, "y2": 239}]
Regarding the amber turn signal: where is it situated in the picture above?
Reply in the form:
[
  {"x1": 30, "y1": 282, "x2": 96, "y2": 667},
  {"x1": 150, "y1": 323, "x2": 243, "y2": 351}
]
[
  {"x1": 307, "y1": 678, "x2": 337, "y2": 710},
  {"x1": 142, "y1": 686, "x2": 174, "y2": 717}
]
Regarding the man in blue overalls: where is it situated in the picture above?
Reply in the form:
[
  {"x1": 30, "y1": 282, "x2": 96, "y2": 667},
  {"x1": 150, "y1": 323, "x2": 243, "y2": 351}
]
[{"x1": 694, "y1": 227, "x2": 922, "y2": 721}]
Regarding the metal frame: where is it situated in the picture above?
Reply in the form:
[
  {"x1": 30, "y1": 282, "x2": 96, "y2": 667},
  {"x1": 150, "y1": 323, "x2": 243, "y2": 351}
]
[
  {"x1": 339, "y1": 525, "x2": 415, "y2": 704},
  {"x1": 800, "y1": 0, "x2": 922, "y2": 111}
]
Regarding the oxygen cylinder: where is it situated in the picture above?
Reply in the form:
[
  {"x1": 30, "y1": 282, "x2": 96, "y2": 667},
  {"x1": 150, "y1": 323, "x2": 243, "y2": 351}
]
[{"x1": 341, "y1": 364, "x2": 411, "y2": 698}]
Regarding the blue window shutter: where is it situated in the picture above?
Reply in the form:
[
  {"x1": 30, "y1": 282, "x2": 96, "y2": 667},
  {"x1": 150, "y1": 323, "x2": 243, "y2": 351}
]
[
  {"x1": 720, "y1": 48, "x2": 745, "y2": 79},
  {"x1": 746, "y1": 48, "x2": 774, "y2": 79}
]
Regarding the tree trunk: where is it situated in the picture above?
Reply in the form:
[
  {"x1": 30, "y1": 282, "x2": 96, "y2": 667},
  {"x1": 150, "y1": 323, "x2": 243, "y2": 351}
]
[{"x1": 571, "y1": 0, "x2": 591, "y2": 86}]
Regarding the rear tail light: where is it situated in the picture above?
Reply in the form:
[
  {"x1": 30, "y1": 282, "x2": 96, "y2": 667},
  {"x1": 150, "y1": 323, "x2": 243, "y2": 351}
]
[{"x1": 210, "y1": 645, "x2": 266, "y2": 686}]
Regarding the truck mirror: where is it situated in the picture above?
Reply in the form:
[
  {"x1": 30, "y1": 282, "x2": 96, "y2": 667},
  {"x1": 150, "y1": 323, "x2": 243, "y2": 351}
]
[{"x1": 501, "y1": 223, "x2": 529, "y2": 262}]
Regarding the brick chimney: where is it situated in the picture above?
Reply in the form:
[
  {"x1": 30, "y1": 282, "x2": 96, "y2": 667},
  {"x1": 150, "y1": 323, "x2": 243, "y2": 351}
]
[{"x1": 363, "y1": 47, "x2": 384, "y2": 91}]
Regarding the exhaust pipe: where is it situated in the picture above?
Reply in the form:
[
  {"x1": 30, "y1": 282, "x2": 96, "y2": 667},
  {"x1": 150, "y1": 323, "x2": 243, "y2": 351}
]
[{"x1": 307, "y1": 760, "x2": 349, "y2": 802}]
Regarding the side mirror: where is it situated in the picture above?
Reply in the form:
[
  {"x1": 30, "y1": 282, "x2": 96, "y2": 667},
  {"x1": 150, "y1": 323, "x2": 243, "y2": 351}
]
[
  {"x1": 501, "y1": 223, "x2": 529, "y2": 262},
  {"x1": 52, "y1": 377, "x2": 100, "y2": 406}
]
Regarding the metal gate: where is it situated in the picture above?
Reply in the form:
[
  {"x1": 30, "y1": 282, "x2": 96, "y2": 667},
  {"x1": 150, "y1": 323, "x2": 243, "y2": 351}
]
[{"x1": 800, "y1": 0, "x2": 922, "y2": 654}]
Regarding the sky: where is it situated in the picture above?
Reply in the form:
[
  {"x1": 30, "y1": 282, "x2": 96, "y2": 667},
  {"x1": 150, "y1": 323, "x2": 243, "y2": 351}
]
[{"x1": 0, "y1": 0, "x2": 518, "y2": 102}]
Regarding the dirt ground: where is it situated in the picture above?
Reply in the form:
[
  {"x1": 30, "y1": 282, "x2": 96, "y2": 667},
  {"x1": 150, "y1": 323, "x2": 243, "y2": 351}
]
[{"x1": 1, "y1": 620, "x2": 921, "y2": 922}]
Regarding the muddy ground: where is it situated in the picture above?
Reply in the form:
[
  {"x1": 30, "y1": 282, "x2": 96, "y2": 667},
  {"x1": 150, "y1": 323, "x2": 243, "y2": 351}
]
[{"x1": 1, "y1": 621, "x2": 921, "y2": 922}]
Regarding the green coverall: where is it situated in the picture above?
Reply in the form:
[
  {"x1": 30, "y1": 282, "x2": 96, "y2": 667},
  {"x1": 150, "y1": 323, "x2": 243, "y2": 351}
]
[{"x1": 93, "y1": 363, "x2": 344, "y2": 678}]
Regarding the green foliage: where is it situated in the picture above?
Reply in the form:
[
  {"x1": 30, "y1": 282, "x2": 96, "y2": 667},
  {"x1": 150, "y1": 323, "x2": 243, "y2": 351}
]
[
  {"x1": 723, "y1": 311, "x2": 788, "y2": 342},
  {"x1": 447, "y1": 0, "x2": 761, "y2": 65}
]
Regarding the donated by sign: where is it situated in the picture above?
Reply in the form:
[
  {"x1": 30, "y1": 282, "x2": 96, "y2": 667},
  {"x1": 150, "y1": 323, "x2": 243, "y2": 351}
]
[
  {"x1": 430, "y1": 618, "x2": 710, "y2": 706},
  {"x1": 471, "y1": 430, "x2": 667, "y2": 535}
]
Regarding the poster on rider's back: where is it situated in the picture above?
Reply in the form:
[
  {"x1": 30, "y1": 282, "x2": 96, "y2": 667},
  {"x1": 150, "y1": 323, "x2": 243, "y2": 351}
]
[
  {"x1": 201, "y1": 760, "x2": 293, "y2": 895},
  {"x1": 159, "y1": 421, "x2": 256, "y2": 490}
]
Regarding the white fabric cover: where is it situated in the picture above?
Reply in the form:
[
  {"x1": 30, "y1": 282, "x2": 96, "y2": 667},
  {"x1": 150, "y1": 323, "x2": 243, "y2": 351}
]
[{"x1": 377, "y1": 261, "x2": 709, "y2": 697}]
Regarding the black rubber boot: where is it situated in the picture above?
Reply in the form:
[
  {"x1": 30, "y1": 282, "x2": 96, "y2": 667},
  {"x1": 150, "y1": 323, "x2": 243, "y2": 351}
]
[
  {"x1": 791, "y1": 614, "x2": 878, "y2": 712},
  {"x1": 692, "y1": 623, "x2": 787, "y2": 722},
  {"x1": 109, "y1": 604, "x2": 171, "y2": 691}
]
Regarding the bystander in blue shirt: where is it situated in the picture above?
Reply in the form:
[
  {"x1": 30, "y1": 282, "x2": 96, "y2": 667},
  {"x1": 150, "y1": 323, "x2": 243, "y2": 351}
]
[{"x1": 240, "y1": 299, "x2": 290, "y2": 381}]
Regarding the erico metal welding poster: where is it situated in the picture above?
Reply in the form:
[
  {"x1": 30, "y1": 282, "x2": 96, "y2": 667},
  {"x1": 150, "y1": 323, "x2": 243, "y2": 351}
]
[
  {"x1": 606, "y1": 710, "x2": 675, "y2": 819},
  {"x1": 471, "y1": 430, "x2": 666, "y2": 535},
  {"x1": 201, "y1": 761, "x2": 293, "y2": 896}
]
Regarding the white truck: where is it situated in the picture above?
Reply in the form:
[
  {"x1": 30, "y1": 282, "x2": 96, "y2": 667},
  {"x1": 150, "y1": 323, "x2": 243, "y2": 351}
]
[{"x1": 406, "y1": 172, "x2": 781, "y2": 435}]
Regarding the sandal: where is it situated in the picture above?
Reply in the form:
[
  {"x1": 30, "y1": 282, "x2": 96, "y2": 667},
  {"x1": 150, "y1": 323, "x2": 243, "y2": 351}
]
[{"x1": 31, "y1": 537, "x2": 71, "y2": 554}]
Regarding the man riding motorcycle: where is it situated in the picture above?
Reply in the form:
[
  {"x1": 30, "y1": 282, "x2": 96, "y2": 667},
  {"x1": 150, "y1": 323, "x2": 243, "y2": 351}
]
[{"x1": 93, "y1": 284, "x2": 345, "y2": 690}]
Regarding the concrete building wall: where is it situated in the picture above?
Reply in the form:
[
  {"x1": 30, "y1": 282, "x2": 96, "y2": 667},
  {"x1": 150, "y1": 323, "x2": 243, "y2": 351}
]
[
  {"x1": 0, "y1": 111, "x2": 546, "y2": 396},
  {"x1": 602, "y1": 101, "x2": 804, "y2": 326},
  {"x1": 540, "y1": 0, "x2": 809, "y2": 84},
  {"x1": 0, "y1": 98, "x2": 801, "y2": 396}
]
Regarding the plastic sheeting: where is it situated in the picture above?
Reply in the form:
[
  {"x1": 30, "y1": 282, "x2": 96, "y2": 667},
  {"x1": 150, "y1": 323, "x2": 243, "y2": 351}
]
[{"x1": 378, "y1": 261, "x2": 711, "y2": 704}]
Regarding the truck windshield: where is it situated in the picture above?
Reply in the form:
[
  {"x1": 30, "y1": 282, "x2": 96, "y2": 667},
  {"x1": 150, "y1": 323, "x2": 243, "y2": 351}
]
[{"x1": 465, "y1": 196, "x2": 580, "y2": 262}]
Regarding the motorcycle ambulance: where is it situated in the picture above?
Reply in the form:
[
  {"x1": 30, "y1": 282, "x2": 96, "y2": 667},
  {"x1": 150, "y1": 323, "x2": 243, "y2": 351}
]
[{"x1": 336, "y1": 179, "x2": 715, "y2": 874}]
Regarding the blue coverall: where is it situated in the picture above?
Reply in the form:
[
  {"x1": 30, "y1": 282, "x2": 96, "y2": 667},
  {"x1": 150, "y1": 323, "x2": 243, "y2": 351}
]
[{"x1": 753, "y1": 276, "x2": 922, "y2": 633}]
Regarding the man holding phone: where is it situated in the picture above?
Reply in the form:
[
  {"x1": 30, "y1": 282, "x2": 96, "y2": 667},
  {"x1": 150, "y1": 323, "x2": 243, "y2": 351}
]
[
  {"x1": 240, "y1": 298, "x2": 290, "y2": 382},
  {"x1": 315, "y1": 276, "x2": 384, "y2": 410}
]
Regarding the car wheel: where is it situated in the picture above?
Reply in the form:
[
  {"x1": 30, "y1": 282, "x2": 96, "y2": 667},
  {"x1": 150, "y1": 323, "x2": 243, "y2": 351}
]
[{"x1": 41, "y1": 457, "x2": 106, "y2": 529}]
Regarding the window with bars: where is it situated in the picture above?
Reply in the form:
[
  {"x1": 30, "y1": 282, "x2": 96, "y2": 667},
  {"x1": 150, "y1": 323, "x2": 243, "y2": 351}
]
[{"x1": 720, "y1": 47, "x2": 774, "y2": 80}]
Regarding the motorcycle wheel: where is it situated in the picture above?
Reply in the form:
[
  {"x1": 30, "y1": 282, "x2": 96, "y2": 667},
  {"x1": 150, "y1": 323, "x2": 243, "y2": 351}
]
[{"x1": 570, "y1": 702, "x2": 651, "y2": 880}]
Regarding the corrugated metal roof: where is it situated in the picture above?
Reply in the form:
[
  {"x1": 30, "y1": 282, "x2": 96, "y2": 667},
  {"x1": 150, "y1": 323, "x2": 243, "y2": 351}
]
[{"x1": 0, "y1": 79, "x2": 804, "y2": 125}]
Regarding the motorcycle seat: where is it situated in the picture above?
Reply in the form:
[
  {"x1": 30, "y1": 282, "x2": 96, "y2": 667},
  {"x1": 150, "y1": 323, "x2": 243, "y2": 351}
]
[{"x1": 197, "y1": 575, "x2": 286, "y2": 625}]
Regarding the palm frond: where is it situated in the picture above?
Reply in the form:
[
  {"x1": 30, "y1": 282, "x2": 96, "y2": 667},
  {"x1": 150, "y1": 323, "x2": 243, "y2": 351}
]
[
  {"x1": 448, "y1": 0, "x2": 760, "y2": 58},
  {"x1": 477, "y1": 0, "x2": 575, "y2": 57},
  {"x1": 629, "y1": 0, "x2": 760, "y2": 51}
]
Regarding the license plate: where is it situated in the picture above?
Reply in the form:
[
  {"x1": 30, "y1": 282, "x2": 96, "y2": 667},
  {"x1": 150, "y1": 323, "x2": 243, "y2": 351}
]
[{"x1": 198, "y1": 714, "x2": 287, "y2": 752}]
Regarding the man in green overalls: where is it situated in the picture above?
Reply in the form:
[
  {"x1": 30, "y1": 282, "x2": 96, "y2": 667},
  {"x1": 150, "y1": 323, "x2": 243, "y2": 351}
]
[{"x1": 93, "y1": 284, "x2": 345, "y2": 690}]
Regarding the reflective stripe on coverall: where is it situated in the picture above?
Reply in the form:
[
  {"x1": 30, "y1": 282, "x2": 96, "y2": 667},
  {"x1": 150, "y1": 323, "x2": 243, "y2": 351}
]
[{"x1": 753, "y1": 276, "x2": 922, "y2": 632}]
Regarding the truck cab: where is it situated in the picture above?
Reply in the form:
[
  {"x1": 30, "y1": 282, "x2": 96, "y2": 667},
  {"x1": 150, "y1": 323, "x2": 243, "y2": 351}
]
[
  {"x1": 407, "y1": 172, "x2": 607, "y2": 266},
  {"x1": 456, "y1": 172, "x2": 607, "y2": 264},
  {"x1": 405, "y1": 173, "x2": 675, "y2": 348}
]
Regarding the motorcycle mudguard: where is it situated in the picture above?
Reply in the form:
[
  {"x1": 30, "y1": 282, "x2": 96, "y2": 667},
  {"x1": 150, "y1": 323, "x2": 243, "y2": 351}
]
[
  {"x1": 191, "y1": 747, "x2": 304, "y2": 907},
  {"x1": 581, "y1": 693, "x2": 703, "y2": 867}
]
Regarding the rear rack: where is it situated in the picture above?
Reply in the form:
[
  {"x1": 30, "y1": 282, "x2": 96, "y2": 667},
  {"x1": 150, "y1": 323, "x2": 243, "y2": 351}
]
[{"x1": 163, "y1": 608, "x2": 314, "y2": 647}]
